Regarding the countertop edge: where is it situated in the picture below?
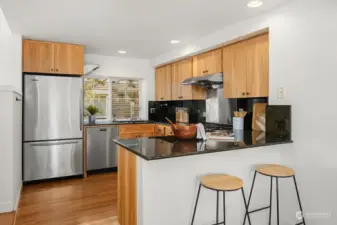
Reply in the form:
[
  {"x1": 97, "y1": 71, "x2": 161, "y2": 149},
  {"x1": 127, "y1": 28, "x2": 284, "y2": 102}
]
[{"x1": 113, "y1": 139, "x2": 294, "y2": 161}]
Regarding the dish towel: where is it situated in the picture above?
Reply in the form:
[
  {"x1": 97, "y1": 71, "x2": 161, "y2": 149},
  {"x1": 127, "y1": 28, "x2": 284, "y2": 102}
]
[{"x1": 196, "y1": 123, "x2": 207, "y2": 140}]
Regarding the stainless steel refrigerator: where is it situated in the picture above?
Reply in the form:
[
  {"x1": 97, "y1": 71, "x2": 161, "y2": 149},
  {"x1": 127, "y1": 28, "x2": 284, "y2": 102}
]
[{"x1": 23, "y1": 74, "x2": 83, "y2": 182}]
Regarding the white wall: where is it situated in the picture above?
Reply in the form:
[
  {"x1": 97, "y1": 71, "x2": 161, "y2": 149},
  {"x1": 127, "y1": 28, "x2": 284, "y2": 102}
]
[
  {"x1": 0, "y1": 7, "x2": 22, "y2": 213},
  {"x1": 0, "y1": 7, "x2": 22, "y2": 92},
  {"x1": 85, "y1": 54, "x2": 155, "y2": 119},
  {"x1": 152, "y1": 0, "x2": 337, "y2": 224}
]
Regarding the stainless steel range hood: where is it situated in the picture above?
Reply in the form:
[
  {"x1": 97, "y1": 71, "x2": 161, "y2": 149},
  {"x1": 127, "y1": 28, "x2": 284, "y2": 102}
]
[{"x1": 182, "y1": 72, "x2": 223, "y2": 89}]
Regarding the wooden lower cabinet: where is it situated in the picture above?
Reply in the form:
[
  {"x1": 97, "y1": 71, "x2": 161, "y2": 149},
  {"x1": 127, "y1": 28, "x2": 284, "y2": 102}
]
[
  {"x1": 119, "y1": 124, "x2": 155, "y2": 134},
  {"x1": 119, "y1": 124, "x2": 155, "y2": 139},
  {"x1": 165, "y1": 126, "x2": 174, "y2": 136},
  {"x1": 118, "y1": 146, "x2": 137, "y2": 225},
  {"x1": 142, "y1": 132, "x2": 155, "y2": 137},
  {"x1": 155, "y1": 124, "x2": 166, "y2": 136},
  {"x1": 155, "y1": 124, "x2": 174, "y2": 136},
  {"x1": 120, "y1": 133, "x2": 142, "y2": 139}
]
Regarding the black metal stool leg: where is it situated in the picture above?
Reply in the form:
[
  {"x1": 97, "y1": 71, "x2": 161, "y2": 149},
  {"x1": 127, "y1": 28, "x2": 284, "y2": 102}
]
[
  {"x1": 269, "y1": 177, "x2": 273, "y2": 225},
  {"x1": 191, "y1": 184, "x2": 201, "y2": 225},
  {"x1": 293, "y1": 175, "x2": 306, "y2": 225},
  {"x1": 223, "y1": 191, "x2": 226, "y2": 225},
  {"x1": 216, "y1": 191, "x2": 219, "y2": 224},
  {"x1": 243, "y1": 171, "x2": 257, "y2": 225},
  {"x1": 276, "y1": 178, "x2": 280, "y2": 225},
  {"x1": 241, "y1": 188, "x2": 252, "y2": 225}
]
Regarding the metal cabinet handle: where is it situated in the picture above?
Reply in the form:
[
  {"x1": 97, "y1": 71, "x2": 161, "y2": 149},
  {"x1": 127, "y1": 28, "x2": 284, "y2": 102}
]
[
  {"x1": 161, "y1": 97, "x2": 164, "y2": 100},
  {"x1": 99, "y1": 128, "x2": 107, "y2": 131},
  {"x1": 16, "y1": 97, "x2": 21, "y2": 102}
]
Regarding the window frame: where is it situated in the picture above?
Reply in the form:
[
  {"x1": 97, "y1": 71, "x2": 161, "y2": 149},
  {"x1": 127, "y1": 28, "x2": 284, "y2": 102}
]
[{"x1": 84, "y1": 76, "x2": 142, "y2": 121}]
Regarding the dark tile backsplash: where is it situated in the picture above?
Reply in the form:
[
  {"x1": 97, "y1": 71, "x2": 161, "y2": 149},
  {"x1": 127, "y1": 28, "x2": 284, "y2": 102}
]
[
  {"x1": 266, "y1": 105, "x2": 291, "y2": 133},
  {"x1": 149, "y1": 97, "x2": 268, "y2": 128},
  {"x1": 149, "y1": 100, "x2": 206, "y2": 123}
]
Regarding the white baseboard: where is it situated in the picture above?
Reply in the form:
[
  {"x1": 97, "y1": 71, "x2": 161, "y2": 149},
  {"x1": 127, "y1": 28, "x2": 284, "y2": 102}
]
[{"x1": 14, "y1": 183, "x2": 22, "y2": 211}]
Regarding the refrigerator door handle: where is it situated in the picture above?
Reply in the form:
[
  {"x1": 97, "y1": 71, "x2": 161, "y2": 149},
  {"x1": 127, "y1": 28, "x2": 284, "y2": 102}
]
[
  {"x1": 80, "y1": 85, "x2": 83, "y2": 131},
  {"x1": 28, "y1": 141, "x2": 81, "y2": 147}
]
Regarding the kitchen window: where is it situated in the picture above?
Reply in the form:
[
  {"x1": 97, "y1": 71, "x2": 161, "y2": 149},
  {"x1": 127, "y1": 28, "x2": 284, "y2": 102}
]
[{"x1": 84, "y1": 78, "x2": 140, "y2": 120}]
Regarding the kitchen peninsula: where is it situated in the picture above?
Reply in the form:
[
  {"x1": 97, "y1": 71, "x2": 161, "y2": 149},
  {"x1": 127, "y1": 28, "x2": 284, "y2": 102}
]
[{"x1": 113, "y1": 131, "x2": 292, "y2": 225}]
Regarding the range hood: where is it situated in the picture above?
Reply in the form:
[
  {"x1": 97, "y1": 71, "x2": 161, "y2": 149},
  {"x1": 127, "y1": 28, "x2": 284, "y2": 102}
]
[{"x1": 182, "y1": 72, "x2": 223, "y2": 89}]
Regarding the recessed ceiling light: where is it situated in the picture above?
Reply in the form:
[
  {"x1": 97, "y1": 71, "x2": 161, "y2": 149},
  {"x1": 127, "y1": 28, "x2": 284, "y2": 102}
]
[
  {"x1": 118, "y1": 50, "x2": 127, "y2": 54},
  {"x1": 170, "y1": 40, "x2": 180, "y2": 44},
  {"x1": 247, "y1": 0, "x2": 263, "y2": 8}
]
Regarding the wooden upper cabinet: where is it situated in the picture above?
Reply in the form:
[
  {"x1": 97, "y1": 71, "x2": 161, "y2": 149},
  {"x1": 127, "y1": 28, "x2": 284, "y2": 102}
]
[
  {"x1": 54, "y1": 43, "x2": 84, "y2": 75},
  {"x1": 223, "y1": 41, "x2": 248, "y2": 98},
  {"x1": 23, "y1": 40, "x2": 54, "y2": 73},
  {"x1": 23, "y1": 40, "x2": 84, "y2": 75},
  {"x1": 223, "y1": 33, "x2": 269, "y2": 98},
  {"x1": 155, "y1": 65, "x2": 172, "y2": 101},
  {"x1": 193, "y1": 48, "x2": 222, "y2": 77},
  {"x1": 246, "y1": 34, "x2": 269, "y2": 97},
  {"x1": 171, "y1": 58, "x2": 193, "y2": 100}
]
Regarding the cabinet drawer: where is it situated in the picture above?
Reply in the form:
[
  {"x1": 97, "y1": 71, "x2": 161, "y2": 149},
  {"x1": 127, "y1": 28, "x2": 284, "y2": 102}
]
[
  {"x1": 120, "y1": 133, "x2": 142, "y2": 139},
  {"x1": 119, "y1": 124, "x2": 155, "y2": 134},
  {"x1": 142, "y1": 132, "x2": 155, "y2": 137}
]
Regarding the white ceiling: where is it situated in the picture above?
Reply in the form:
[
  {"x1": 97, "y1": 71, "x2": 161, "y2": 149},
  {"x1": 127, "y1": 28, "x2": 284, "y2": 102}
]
[{"x1": 0, "y1": 0, "x2": 289, "y2": 58}]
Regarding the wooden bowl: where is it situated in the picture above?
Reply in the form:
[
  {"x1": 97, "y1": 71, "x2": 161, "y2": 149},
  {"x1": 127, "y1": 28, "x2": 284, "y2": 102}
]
[{"x1": 170, "y1": 124, "x2": 197, "y2": 140}]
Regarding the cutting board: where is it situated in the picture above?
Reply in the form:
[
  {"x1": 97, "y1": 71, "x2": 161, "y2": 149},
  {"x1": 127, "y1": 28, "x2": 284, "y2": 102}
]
[{"x1": 252, "y1": 103, "x2": 267, "y2": 131}]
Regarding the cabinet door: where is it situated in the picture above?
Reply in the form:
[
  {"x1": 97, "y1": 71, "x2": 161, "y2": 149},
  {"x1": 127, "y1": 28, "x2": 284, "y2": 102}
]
[
  {"x1": 23, "y1": 40, "x2": 54, "y2": 73},
  {"x1": 192, "y1": 53, "x2": 208, "y2": 77},
  {"x1": 155, "y1": 125, "x2": 166, "y2": 136},
  {"x1": 179, "y1": 58, "x2": 193, "y2": 100},
  {"x1": 223, "y1": 42, "x2": 248, "y2": 98},
  {"x1": 171, "y1": 62, "x2": 181, "y2": 100},
  {"x1": 246, "y1": 34, "x2": 269, "y2": 97},
  {"x1": 54, "y1": 43, "x2": 84, "y2": 75},
  {"x1": 205, "y1": 48, "x2": 222, "y2": 75},
  {"x1": 193, "y1": 49, "x2": 222, "y2": 77},
  {"x1": 172, "y1": 59, "x2": 193, "y2": 100},
  {"x1": 155, "y1": 65, "x2": 172, "y2": 101},
  {"x1": 164, "y1": 126, "x2": 174, "y2": 136}
]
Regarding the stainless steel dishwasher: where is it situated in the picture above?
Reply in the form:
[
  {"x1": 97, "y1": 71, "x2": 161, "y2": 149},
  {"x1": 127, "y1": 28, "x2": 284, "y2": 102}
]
[{"x1": 86, "y1": 126, "x2": 119, "y2": 172}]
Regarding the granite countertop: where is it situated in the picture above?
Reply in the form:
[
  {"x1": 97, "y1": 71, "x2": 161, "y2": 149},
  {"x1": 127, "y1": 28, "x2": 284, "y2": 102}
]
[
  {"x1": 83, "y1": 120, "x2": 169, "y2": 126},
  {"x1": 113, "y1": 130, "x2": 293, "y2": 161}
]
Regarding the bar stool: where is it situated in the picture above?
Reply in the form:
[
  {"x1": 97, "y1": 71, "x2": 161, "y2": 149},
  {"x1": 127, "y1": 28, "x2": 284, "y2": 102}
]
[
  {"x1": 191, "y1": 174, "x2": 252, "y2": 225},
  {"x1": 243, "y1": 164, "x2": 306, "y2": 225}
]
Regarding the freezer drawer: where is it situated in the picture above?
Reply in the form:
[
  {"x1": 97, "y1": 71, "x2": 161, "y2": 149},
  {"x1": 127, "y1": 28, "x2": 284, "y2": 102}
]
[
  {"x1": 24, "y1": 139, "x2": 83, "y2": 181},
  {"x1": 87, "y1": 127, "x2": 119, "y2": 171}
]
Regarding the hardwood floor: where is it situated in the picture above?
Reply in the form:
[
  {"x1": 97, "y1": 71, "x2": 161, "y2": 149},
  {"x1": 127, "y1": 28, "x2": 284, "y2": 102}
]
[
  {"x1": 16, "y1": 173, "x2": 118, "y2": 225},
  {"x1": 0, "y1": 212, "x2": 15, "y2": 225}
]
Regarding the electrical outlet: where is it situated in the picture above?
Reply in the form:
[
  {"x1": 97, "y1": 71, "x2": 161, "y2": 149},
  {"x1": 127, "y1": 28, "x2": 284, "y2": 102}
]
[{"x1": 278, "y1": 87, "x2": 285, "y2": 99}]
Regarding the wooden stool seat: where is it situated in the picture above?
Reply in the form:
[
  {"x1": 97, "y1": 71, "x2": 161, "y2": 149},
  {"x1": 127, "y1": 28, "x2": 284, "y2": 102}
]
[
  {"x1": 200, "y1": 174, "x2": 243, "y2": 191},
  {"x1": 256, "y1": 164, "x2": 295, "y2": 177}
]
